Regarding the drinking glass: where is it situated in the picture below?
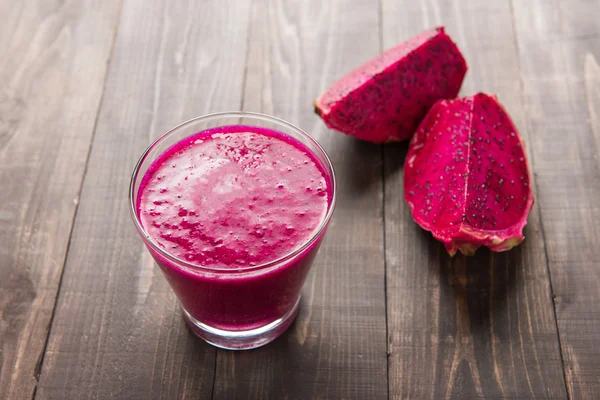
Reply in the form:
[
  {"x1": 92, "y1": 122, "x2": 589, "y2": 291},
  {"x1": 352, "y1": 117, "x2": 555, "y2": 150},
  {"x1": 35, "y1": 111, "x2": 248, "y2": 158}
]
[{"x1": 129, "y1": 112, "x2": 336, "y2": 349}]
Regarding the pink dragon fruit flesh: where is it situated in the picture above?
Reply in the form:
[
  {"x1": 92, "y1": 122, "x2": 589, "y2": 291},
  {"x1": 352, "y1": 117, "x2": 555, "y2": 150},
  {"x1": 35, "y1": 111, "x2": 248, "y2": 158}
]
[
  {"x1": 314, "y1": 27, "x2": 467, "y2": 143},
  {"x1": 404, "y1": 93, "x2": 535, "y2": 256}
]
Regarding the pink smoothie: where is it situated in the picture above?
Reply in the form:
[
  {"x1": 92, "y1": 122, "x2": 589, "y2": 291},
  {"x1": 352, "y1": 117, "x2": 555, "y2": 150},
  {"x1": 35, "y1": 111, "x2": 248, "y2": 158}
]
[{"x1": 137, "y1": 125, "x2": 332, "y2": 331}]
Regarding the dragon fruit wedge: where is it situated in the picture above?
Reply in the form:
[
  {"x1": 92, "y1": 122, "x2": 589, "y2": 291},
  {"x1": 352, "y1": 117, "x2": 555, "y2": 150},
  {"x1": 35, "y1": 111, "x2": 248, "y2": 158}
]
[
  {"x1": 314, "y1": 27, "x2": 467, "y2": 143},
  {"x1": 404, "y1": 93, "x2": 534, "y2": 256}
]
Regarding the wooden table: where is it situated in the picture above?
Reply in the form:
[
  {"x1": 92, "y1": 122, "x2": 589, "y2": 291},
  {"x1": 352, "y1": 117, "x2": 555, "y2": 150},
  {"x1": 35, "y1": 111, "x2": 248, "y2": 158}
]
[{"x1": 2, "y1": 0, "x2": 598, "y2": 399}]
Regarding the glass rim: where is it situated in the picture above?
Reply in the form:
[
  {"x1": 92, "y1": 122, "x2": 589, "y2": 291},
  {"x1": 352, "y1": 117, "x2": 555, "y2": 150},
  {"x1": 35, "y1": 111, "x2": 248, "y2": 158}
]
[{"x1": 129, "y1": 111, "x2": 337, "y2": 273}]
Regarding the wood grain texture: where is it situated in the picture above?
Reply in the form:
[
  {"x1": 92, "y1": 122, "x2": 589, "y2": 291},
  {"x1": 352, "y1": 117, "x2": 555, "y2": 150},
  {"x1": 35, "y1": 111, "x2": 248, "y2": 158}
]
[
  {"x1": 513, "y1": 0, "x2": 600, "y2": 398},
  {"x1": 381, "y1": 0, "x2": 568, "y2": 398},
  {"x1": 0, "y1": 1, "x2": 122, "y2": 399},
  {"x1": 212, "y1": 0, "x2": 388, "y2": 398},
  {"x1": 34, "y1": 0, "x2": 252, "y2": 398}
]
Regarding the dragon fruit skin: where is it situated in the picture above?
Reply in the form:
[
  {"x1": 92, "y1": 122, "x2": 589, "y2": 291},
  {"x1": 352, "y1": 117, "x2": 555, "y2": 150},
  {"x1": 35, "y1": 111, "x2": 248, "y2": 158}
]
[
  {"x1": 404, "y1": 93, "x2": 534, "y2": 256},
  {"x1": 314, "y1": 27, "x2": 467, "y2": 143}
]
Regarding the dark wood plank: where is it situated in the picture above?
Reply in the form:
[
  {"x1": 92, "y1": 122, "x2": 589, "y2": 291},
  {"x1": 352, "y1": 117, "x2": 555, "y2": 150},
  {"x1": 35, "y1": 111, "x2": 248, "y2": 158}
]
[
  {"x1": 513, "y1": 1, "x2": 600, "y2": 398},
  {"x1": 212, "y1": 0, "x2": 388, "y2": 398},
  {"x1": 381, "y1": 0, "x2": 568, "y2": 398},
  {"x1": 35, "y1": 0, "x2": 252, "y2": 398},
  {"x1": 0, "y1": 1, "x2": 121, "y2": 398}
]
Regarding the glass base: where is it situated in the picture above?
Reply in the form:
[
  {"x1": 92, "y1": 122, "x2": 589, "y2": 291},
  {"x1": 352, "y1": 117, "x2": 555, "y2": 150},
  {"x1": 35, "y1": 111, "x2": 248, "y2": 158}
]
[{"x1": 182, "y1": 297, "x2": 300, "y2": 350}]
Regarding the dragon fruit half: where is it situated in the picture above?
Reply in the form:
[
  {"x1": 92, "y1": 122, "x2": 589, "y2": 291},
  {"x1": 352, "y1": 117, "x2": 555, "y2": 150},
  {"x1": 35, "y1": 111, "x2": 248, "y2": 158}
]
[
  {"x1": 404, "y1": 93, "x2": 534, "y2": 256},
  {"x1": 314, "y1": 27, "x2": 467, "y2": 143}
]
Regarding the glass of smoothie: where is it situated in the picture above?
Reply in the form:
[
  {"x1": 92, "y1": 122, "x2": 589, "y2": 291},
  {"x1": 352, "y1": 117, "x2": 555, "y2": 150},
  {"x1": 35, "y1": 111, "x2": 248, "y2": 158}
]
[{"x1": 129, "y1": 112, "x2": 336, "y2": 350}]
